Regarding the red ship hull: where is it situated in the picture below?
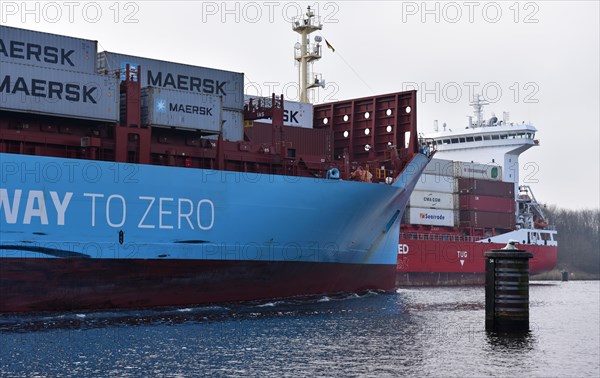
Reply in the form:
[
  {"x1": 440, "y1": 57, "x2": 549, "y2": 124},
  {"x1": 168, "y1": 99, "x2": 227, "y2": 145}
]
[
  {"x1": 396, "y1": 239, "x2": 557, "y2": 286},
  {"x1": 0, "y1": 258, "x2": 396, "y2": 313}
]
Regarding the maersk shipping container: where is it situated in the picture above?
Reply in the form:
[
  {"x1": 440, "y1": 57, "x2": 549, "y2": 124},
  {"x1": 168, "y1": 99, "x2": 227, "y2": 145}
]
[
  {"x1": 405, "y1": 207, "x2": 458, "y2": 227},
  {"x1": 422, "y1": 158, "x2": 454, "y2": 177},
  {"x1": 222, "y1": 110, "x2": 244, "y2": 141},
  {"x1": 141, "y1": 87, "x2": 221, "y2": 132},
  {"x1": 413, "y1": 173, "x2": 456, "y2": 193},
  {"x1": 409, "y1": 190, "x2": 455, "y2": 210},
  {"x1": 458, "y1": 194, "x2": 515, "y2": 213},
  {"x1": 457, "y1": 178, "x2": 515, "y2": 198},
  {"x1": 97, "y1": 51, "x2": 244, "y2": 110},
  {"x1": 0, "y1": 25, "x2": 97, "y2": 73},
  {"x1": 244, "y1": 95, "x2": 314, "y2": 128},
  {"x1": 459, "y1": 210, "x2": 516, "y2": 229},
  {"x1": 0, "y1": 62, "x2": 119, "y2": 122},
  {"x1": 454, "y1": 161, "x2": 502, "y2": 181}
]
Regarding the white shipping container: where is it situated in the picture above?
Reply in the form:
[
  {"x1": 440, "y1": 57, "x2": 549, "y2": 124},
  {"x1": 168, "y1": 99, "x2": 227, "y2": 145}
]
[
  {"x1": 414, "y1": 174, "x2": 456, "y2": 193},
  {"x1": 0, "y1": 25, "x2": 97, "y2": 73},
  {"x1": 222, "y1": 110, "x2": 244, "y2": 141},
  {"x1": 97, "y1": 51, "x2": 244, "y2": 110},
  {"x1": 406, "y1": 207, "x2": 458, "y2": 227},
  {"x1": 454, "y1": 161, "x2": 502, "y2": 181},
  {"x1": 141, "y1": 87, "x2": 221, "y2": 132},
  {"x1": 423, "y1": 158, "x2": 454, "y2": 177},
  {"x1": 409, "y1": 190, "x2": 455, "y2": 210},
  {"x1": 244, "y1": 95, "x2": 314, "y2": 128},
  {"x1": 0, "y1": 62, "x2": 119, "y2": 122}
]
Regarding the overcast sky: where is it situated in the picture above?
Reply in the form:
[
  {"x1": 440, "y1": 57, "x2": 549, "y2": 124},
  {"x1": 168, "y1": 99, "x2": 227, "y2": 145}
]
[{"x1": 3, "y1": 1, "x2": 598, "y2": 209}]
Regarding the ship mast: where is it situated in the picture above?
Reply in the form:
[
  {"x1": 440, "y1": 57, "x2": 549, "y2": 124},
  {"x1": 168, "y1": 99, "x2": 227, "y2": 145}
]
[
  {"x1": 292, "y1": 6, "x2": 324, "y2": 103},
  {"x1": 470, "y1": 94, "x2": 489, "y2": 128}
]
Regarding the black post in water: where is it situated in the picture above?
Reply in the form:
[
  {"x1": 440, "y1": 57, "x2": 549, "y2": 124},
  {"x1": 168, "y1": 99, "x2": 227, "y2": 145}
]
[
  {"x1": 485, "y1": 248, "x2": 533, "y2": 333},
  {"x1": 562, "y1": 271, "x2": 569, "y2": 282}
]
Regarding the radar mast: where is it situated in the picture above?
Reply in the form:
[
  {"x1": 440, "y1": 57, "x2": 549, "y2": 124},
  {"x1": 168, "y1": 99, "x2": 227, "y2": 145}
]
[{"x1": 292, "y1": 6, "x2": 325, "y2": 103}]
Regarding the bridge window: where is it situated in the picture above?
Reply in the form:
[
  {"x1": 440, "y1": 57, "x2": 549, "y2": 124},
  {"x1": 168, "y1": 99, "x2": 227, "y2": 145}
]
[
  {"x1": 491, "y1": 135, "x2": 500, "y2": 140},
  {"x1": 483, "y1": 135, "x2": 491, "y2": 140},
  {"x1": 451, "y1": 138, "x2": 459, "y2": 143},
  {"x1": 459, "y1": 137, "x2": 466, "y2": 143},
  {"x1": 466, "y1": 137, "x2": 474, "y2": 142}
]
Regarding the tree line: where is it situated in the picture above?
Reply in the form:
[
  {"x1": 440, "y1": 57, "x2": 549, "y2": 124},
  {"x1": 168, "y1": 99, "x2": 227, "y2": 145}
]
[{"x1": 545, "y1": 206, "x2": 600, "y2": 275}]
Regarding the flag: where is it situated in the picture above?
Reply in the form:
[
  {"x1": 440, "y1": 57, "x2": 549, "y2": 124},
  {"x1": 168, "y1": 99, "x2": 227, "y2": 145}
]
[{"x1": 325, "y1": 38, "x2": 335, "y2": 52}]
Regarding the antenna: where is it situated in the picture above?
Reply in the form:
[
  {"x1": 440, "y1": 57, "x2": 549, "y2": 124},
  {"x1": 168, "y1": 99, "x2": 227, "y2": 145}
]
[{"x1": 434, "y1": 120, "x2": 438, "y2": 132}]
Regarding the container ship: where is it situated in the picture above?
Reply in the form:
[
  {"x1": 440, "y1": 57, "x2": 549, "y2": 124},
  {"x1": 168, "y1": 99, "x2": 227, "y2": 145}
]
[
  {"x1": 396, "y1": 96, "x2": 557, "y2": 285},
  {"x1": 0, "y1": 9, "x2": 431, "y2": 312}
]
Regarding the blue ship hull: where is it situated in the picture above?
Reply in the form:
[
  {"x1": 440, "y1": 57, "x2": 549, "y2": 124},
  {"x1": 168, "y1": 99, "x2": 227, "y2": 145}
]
[{"x1": 0, "y1": 153, "x2": 428, "y2": 312}]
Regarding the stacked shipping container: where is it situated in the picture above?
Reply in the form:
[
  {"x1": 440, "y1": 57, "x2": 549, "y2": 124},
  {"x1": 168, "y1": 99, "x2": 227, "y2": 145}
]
[
  {"x1": 405, "y1": 158, "x2": 516, "y2": 229},
  {"x1": 457, "y1": 178, "x2": 515, "y2": 197},
  {"x1": 141, "y1": 87, "x2": 222, "y2": 132},
  {"x1": 407, "y1": 159, "x2": 458, "y2": 226},
  {"x1": 1, "y1": 25, "x2": 250, "y2": 163},
  {"x1": 0, "y1": 26, "x2": 97, "y2": 72},
  {"x1": 422, "y1": 159, "x2": 503, "y2": 180},
  {"x1": 405, "y1": 207, "x2": 458, "y2": 227},
  {"x1": 2, "y1": 27, "x2": 292, "y2": 143},
  {"x1": 457, "y1": 177, "x2": 516, "y2": 229},
  {"x1": 412, "y1": 174, "x2": 456, "y2": 193},
  {"x1": 97, "y1": 51, "x2": 245, "y2": 140},
  {"x1": 0, "y1": 26, "x2": 119, "y2": 122},
  {"x1": 0, "y1": 61, "x2": 119, "y2": 122}
]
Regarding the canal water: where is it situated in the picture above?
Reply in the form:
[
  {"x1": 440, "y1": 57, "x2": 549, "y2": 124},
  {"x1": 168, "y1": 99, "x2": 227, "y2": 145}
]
[{"x1": 1, "y1": 281, "x2": 598, "y2": 377}]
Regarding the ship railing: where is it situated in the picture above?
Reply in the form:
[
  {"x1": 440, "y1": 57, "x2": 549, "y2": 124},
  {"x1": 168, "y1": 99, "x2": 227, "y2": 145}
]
[
  {"x1": 417, "y1": 137, "x2": 436, "y2": 158},
  {"x1": 400, "y1": 232, "x2": 485, "y2": 243},
  {"x1": 244, "y1": 95, "x2": 283, "y2": 112},
  {"x1": 292, "y1": 9, "x2": 322, "y2": 30},
  {"x1": 99, "y1": 65, "x2": 140, "y2": 83}
]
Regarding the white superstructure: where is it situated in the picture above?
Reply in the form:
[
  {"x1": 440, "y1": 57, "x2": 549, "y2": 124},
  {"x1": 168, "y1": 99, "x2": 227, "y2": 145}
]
[
  {"x1": 424, "y1": 95, "x2": 539, "y2": 186},
  {"x1": 420, "y1": 95, "x2": 556, "y2": 245}
]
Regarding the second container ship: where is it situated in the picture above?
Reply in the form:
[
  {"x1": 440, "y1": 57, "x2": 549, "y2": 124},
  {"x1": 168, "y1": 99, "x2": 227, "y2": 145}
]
[{"x1": 396, "y1": 97, "x2": 558, "y2": 285}]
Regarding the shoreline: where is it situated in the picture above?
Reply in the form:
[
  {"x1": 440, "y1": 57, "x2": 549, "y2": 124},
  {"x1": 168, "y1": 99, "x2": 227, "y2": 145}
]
[{"x1": 532, "y1": 269, "x2": 600, "y2": 281}]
